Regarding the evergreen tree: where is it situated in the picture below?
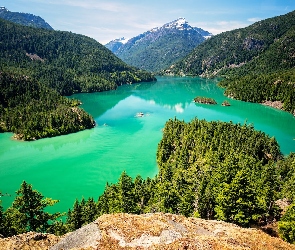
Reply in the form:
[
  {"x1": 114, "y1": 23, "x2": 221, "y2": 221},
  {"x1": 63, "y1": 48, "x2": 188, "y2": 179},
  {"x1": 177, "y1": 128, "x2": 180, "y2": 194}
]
[
  {"x1": 81, "y1": 197, "x2": 98, "y2": 224},
  {"x1": 66, "y1": 199, "x2": 83, "y2": 231},
  {"x1": 117, "y1": 171, "x2": 138, "y2": 213},
  {"x1": 278, "y1": 204, "x2": 295, "y2": 244},
  {"x1": 11, "y1": 181, "x2": 62, "y2": 233},
  {"x1": 0, "y1": 201, "x2": 4, "y2": 236}
]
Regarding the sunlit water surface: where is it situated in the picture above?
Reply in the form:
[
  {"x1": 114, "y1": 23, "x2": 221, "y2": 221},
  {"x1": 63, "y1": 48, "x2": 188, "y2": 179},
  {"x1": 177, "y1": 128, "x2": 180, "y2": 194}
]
[{"x1": 1, "y1": 76, "x2": 295, "y2": 212}]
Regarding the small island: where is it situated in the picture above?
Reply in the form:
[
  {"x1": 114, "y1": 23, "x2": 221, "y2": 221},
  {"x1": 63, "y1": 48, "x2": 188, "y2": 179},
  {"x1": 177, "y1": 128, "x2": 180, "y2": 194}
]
[
  {"x1": 221, "y1": 100, "x2": 231, "y2": 106},
  {"x1": 194, "y1": 96, "x2": 217, "y2": 105}
]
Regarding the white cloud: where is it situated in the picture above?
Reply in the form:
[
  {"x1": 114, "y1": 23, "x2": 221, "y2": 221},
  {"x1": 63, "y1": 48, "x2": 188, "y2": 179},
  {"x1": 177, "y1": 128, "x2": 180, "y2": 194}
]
[
  {"x1": 62, "y1": 0, "x2": 129, "y2": 12},
  {"x1": 247, "y1": 17, "x2": 262, "y2": 22},
  {"x1": 26, "y1": 0, "x2": 128, "y2": 12},
  {"x1": 191, "y1": 20, "x2": 251, "y2": 35}
]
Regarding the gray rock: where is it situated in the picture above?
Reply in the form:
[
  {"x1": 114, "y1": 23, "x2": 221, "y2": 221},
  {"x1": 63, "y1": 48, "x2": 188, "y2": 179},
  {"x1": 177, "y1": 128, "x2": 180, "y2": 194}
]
[{"x1": 50, "y1": 222, "x2": 101, "y2": 250}]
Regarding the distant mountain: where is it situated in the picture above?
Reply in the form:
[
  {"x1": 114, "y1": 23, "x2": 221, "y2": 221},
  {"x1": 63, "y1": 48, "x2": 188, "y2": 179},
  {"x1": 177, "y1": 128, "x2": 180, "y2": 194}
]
[
  {"x1": 0, "y1": 6, "x2": 53, "y2": 30},
  {"x1": 163, "y1": 10, "x2": 295, "y2": 115},
  {"x1": 164, "y1": 11, "x2": 295, "y2": 77},
  {"x1": 105, "y1": 18, "x2": 212, "y2": 72},
  {"x1": 105, "y1": 37, "x2": 129, "y2": 54}
]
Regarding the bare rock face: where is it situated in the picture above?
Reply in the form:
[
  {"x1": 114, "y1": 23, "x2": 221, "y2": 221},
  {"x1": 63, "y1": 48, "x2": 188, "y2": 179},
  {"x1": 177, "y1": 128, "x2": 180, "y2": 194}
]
[
  {"x1": 50, "y1": 213, "x2": 295, "y2": 250},
  {"x1": 50, "y1": 222, "x2": 101, "y2": 250}
]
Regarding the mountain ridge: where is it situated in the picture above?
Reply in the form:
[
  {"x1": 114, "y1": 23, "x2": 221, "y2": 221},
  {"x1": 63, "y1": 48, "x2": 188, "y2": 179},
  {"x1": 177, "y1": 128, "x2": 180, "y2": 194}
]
[
  {"x1": 163, "y1": 10, "x2": 295, "y2": 77},
  {"x1": 105, "y1": 18, "x2": 212, "y2": 72},
  {"x1": 0, "y1": 7, "x2": 53, "y2": 30}
]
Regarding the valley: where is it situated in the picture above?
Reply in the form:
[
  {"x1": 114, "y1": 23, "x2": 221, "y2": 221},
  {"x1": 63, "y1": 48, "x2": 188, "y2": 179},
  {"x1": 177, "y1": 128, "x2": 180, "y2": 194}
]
[{"x1": 1, "y1": 5, "x2": 295, "y2": 247}]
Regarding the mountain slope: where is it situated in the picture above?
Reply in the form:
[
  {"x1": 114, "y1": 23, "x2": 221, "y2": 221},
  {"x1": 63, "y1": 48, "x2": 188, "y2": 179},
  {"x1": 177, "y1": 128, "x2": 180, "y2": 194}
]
[
  {"x1": 163, "y1": 10, "x2": 295, "y2": 115},
  {"x1": 0, "y1": 18, "x2": 156, "y2": 96},
  {"x1": 106, "y1": 18, "x2": 212, "y2": 72},
  {"x1": 164, "y1": 11, "x2": 295, "y2": 77},
  {"x1": 0, "y1": 7, "x2": 53, "y2": 30},
  {"x1": 105, "y1": 37, "x2": 129, "y2": 53}
]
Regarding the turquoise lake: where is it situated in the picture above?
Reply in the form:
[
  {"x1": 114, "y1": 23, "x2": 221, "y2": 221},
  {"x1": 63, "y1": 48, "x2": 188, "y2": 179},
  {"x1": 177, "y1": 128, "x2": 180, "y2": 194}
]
[{"x1": 1, "y1": 76, "x2": 295, "y2": 213}]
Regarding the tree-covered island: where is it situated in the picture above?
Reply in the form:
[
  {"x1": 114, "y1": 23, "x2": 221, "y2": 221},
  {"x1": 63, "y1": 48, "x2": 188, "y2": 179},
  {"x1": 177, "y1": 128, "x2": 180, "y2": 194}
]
[{"x1": 193, "y1": 96, "x2": 217, "y2": 104}]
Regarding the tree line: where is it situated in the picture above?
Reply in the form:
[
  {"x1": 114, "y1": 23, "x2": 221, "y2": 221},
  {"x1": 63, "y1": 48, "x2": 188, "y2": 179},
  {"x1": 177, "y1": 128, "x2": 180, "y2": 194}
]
[{"x1": 0, "y1": 70, "x2": 95, "y2": 140}]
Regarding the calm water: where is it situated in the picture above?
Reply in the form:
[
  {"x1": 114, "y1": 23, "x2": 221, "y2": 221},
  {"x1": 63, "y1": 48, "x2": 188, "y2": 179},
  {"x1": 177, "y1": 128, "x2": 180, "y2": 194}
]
[{"x1": 1, "y1": 76, "x2": 295, "y2": 212}]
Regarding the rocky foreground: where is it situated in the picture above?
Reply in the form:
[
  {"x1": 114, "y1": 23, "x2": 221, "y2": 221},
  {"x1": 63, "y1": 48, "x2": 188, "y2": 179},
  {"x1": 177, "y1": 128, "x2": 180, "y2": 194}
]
[{"x1": 1, "y1": 213, "x2": 295, "y2": 250}]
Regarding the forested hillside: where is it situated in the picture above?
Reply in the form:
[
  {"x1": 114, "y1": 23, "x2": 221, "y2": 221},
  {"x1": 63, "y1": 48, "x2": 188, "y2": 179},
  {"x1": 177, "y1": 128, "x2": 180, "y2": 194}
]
[
  {"x1": 107, "y1": 18, "x2": 211, "y2": 72},
  {"x1": 163, "y1": 10, "x2": 295, "y2": 115},
  {"x1": 0, "y1": 71, "x2": 95, "y2": 140},
  {"x1": 0, "y1": 18, "x2": 156, "y2": 96},
  {"x1": 0, "y1": 7, "x2": 53, "y2": 30}
]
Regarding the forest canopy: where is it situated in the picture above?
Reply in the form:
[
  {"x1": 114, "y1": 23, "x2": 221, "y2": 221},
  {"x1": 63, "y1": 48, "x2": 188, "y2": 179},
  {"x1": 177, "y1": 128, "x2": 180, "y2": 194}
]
[
  {"x1": 0, "y1": 70, "x2": 95, "y2": 140},
  {"x1": 0, "y1": 18, "x2": 156, "y2": 96}
]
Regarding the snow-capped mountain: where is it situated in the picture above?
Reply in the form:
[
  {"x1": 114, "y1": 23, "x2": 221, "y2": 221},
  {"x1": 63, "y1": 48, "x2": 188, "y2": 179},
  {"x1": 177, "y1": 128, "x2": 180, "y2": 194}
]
[
  {"x1": 105, "y1": 18, "x2": 212, "y2": 72},
  {"x1": 105, "y1": 37, "x2": 128, "y2": 53}
]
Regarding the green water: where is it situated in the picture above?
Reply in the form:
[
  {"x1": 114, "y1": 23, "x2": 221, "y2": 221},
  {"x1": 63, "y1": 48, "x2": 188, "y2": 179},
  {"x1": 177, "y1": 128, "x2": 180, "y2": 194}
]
[{"x1": 1, "y1": 76, "x2": 295, "y2": 213}]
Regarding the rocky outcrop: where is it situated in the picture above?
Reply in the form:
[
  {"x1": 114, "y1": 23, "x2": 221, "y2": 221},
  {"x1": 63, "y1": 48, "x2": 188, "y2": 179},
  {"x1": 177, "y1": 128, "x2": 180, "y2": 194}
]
[
  {"x1": 0, "y1": 232, "x2": 60, "y2": 250},
  {"x1": 51, "y1": 213, "x2": 295, "y2": 250},
  {"x1": 1, "y1": 213, "x2": 294, "y2": 249},
  {"x1": 262, "y1": 100, "x2": 284, "y2": 110}
]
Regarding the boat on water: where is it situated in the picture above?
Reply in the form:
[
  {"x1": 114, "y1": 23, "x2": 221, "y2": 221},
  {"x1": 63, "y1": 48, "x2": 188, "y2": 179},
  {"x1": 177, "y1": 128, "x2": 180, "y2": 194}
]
[{"x1": 136, "y1": 112, "x2": 144, "y2": 117}]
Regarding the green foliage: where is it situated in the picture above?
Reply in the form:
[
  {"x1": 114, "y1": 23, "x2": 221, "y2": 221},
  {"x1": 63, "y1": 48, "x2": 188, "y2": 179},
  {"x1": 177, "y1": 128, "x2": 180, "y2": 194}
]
[
  {"x1": 0, "y1": 18, "x2": 156, "y2": 96},
  {"x1": 0, "y1": 71, "x2": 95, "y2": 140},
  {"x1": 0, "y1": 119, "x2": 294, "y2": 240},
  {"x1": 0, "y1": 17, "x2": 155, "y2": 140},
  {"x1": 0, "y1": 202, "x2": 4, "y2": 236},
  {"x1": 194, "y1": 96, "x2": 217, "y2": 104},
  {"x1": 165, "y1": 10, "x2": 295, "y2": 77},
  {"x1": 94, "y1": 118, "x2": 284, "y2": 227},
  {"x1": 12, "y1": 181, "x2": 62, "y2": 233},
  {"x1": 0, "y1": 7, "x2": 53, "y2": 30},
  {"x1": 3, "y1": 207, "x2": 27, "y2": 236},
  {"x1": 66, "y1": 197, "x2": 99, "y2": 231},
  {"x1": 277, "y1": 153, "x2": 295, "y2": 202},
  {"x1": 153, "y1": 118, "x2": 282, "y2": 226},
  {"x1": 278, "y1": 204, "x2": 295, "y2": 244},
  {"x1": 97, "y1": 171, "x2": 147, "y2": 215},
  {"x1": 219, "y1": 69, "x2": 295, "y2": 114},
  {"x1": 0, "y1": 181, "x2": 62, "y2": 237}
]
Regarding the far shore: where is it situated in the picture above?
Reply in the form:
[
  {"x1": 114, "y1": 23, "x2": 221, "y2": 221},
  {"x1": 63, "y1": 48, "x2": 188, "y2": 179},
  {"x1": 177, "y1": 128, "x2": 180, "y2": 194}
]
[{"x1": 262, "y1": 100, "x2": 295, "y2": 117}]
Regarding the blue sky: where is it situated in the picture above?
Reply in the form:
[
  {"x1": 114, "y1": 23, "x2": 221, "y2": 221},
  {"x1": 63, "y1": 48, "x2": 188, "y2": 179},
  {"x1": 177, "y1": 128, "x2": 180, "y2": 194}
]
[{"x1": 2, "y1": 0, "x2": 295, "y2": 44}]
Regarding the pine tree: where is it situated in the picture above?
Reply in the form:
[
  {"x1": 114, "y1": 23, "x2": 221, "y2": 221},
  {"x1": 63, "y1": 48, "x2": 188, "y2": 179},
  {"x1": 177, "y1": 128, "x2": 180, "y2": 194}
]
[
  {"x1": 11, "y1": 181, "x2": 62, "y2": 233},
  {"x1": 66, "y1": 199, "x2": 83, "y2": 230}
]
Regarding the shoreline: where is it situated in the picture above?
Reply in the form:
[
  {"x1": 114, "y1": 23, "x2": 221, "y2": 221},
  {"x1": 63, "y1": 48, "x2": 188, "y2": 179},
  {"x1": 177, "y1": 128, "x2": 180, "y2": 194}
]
[
  {"x1": 261, "y1": 100, "x2": 295, "y2": 117},
  {"x1": 261, "y1": 100, "x2": 284, "y2": 110}
]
